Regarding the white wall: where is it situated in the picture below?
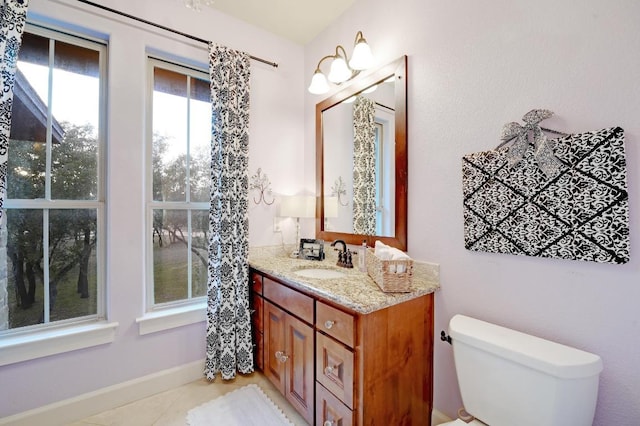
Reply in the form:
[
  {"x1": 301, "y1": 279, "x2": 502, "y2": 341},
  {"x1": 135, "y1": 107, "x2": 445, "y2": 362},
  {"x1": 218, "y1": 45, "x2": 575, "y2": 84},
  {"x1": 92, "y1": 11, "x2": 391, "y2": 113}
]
[
  {"x1": 305, "y1": 0, "x2": 640, "y2": 425},
  {"x1": 0, "y1": 0, "x2": 304, "y2": 418}
]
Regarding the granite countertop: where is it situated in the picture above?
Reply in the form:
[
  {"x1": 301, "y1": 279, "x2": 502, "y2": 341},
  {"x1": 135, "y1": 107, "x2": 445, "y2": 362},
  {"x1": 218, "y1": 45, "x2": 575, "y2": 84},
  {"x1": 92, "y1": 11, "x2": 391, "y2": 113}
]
[{"x1": 249, "y1": 245, "x2": 440, "y2": 314}]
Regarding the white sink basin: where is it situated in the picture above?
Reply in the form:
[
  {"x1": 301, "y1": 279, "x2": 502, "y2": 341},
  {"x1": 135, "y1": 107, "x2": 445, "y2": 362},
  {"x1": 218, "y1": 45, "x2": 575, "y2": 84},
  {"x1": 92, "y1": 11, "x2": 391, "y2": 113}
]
[{"x1": 293, "y1": 268, "x2": 346, "y2": 279}]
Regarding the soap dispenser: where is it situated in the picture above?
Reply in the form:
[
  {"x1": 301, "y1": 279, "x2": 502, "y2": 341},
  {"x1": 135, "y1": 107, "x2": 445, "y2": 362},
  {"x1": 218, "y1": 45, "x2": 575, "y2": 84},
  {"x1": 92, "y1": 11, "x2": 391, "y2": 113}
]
[{"x1": 358, "y1": 240, "x2": 367, "y2": 272}]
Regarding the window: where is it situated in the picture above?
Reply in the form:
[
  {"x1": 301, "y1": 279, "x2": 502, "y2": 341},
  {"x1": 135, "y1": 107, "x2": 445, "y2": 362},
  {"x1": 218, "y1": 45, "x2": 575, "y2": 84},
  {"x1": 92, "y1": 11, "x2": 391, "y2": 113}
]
[
  {"x1": 147, "y1": 58, "x2": 210, "y2": 309},
  {"x1": 1, "y1": 25, "x2": 106, "y2": 333}
]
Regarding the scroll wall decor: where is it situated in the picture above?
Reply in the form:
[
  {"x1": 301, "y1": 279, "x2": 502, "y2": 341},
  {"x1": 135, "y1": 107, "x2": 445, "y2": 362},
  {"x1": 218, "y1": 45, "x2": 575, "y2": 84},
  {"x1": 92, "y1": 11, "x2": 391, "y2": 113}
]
[
  {"x1": 462, "y1": 109, "x2": 630, "y2": 264},
  {"x1": 249, "y1": 168, "x2": 274, "y2": 205}
]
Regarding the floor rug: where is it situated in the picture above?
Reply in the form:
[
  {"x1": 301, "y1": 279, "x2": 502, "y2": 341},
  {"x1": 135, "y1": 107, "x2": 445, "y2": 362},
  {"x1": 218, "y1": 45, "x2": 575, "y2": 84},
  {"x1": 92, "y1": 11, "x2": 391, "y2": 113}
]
[{"x1": 186, "y1": 384, "x2": 294, "y2": 426}]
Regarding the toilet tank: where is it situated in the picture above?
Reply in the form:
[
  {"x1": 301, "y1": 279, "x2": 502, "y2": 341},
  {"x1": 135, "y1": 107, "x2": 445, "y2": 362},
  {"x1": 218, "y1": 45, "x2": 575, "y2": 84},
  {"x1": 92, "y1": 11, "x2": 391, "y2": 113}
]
[{"x1": 449, "y1": 315, "x2": 603, "y2": 426}]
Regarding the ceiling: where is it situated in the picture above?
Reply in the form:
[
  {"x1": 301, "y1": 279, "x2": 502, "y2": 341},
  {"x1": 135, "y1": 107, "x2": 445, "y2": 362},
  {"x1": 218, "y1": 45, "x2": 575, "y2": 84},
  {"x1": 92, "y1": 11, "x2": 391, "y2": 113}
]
[{"x1": 203, "y1": 0, "x2": 357, "y2": 45}]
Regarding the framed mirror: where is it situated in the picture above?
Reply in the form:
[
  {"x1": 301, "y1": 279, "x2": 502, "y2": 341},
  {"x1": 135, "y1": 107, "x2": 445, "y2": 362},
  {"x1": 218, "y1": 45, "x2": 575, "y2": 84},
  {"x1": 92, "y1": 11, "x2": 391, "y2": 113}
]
[{"x1": 315, "y1": 55, "x2": 407, "y2": 250}]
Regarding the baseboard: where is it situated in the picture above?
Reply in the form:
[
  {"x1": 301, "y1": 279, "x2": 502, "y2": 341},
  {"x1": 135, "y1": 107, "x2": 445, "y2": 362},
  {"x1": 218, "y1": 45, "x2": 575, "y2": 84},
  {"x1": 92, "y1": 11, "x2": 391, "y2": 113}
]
[
  {"x1": 0, "y1": 359, "x2": 205, "y2": 426},
  {"x1": 432, "y1": 408, "x2": 453, "y2": 425}
]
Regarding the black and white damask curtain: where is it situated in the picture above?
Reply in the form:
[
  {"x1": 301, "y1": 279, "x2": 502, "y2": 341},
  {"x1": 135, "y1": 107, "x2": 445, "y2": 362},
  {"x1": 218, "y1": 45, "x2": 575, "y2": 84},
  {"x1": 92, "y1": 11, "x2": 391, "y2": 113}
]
[
  {"x1": 204, "y1": 43, "x2": 253, "y2": 380},
  {"x1": 352, "y1": 96, "x2": 376, "y2": 235},
  {"x1": 0, "y1": 0, "x2": 29, "y2": 226}
]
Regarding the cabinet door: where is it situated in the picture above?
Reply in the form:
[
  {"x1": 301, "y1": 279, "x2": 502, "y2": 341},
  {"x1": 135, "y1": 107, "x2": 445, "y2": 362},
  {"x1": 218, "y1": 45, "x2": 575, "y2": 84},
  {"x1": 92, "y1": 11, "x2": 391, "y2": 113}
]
[
  {"x1": 285, "y1": 313, "x2": 314, "y2": 424},
  {"x1": 264, "y1": 301, "x2": 286, "y2": 394}
]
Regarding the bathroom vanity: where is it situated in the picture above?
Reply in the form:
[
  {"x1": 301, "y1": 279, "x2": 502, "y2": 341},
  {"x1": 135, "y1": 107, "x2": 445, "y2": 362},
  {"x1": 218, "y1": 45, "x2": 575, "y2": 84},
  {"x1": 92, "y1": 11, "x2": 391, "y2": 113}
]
[{"x1": 249, "y1": 247, "x2": 439, "y2": 425}]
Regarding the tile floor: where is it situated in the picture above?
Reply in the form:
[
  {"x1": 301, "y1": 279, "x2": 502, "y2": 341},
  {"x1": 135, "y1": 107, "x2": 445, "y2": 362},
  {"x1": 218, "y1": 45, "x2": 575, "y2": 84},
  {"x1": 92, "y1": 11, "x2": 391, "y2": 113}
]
[{"x1": 68, "y1": 372, "x2": 308, "y2": 426}]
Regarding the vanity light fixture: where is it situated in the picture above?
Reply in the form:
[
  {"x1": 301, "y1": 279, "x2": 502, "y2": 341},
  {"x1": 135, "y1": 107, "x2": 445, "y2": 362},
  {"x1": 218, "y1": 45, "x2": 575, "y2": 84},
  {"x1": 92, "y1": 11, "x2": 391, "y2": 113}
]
[{"x1": 308, "y1": 31, "x2": 374, "y2": 95}]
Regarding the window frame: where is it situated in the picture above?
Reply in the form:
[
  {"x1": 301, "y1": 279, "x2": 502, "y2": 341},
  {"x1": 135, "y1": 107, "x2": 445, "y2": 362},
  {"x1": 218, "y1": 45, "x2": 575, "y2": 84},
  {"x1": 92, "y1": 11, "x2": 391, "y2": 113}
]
[
  {"x1": 144, "y1": 57, "x2": 210, "y2": 318},
  {"x1": 0, "y1": 23, "x2": 113, "y2": 365}
]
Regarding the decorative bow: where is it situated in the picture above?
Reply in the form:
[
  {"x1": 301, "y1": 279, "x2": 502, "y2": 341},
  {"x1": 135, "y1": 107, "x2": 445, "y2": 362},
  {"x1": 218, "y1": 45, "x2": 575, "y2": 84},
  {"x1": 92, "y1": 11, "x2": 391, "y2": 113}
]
[{"x1": 499, "y1": 109, "x2": 564, "y2": 179}]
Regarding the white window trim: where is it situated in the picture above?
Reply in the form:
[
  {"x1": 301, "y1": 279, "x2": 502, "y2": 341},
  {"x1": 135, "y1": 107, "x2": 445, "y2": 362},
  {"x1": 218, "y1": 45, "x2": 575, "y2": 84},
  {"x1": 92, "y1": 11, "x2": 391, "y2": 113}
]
[
  {"x1": 136, "y1": 300, "x2": 206, "y2": 335},
  {"x1": 0, "y1": 321, "x2": 118, "y2": 367}
]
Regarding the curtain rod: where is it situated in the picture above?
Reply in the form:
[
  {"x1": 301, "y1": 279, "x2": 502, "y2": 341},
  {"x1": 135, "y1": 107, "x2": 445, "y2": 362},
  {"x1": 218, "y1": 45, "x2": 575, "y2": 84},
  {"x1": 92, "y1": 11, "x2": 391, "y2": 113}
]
[{"x1": 75, "y1": 0, "x2": 279, "y2": 68}]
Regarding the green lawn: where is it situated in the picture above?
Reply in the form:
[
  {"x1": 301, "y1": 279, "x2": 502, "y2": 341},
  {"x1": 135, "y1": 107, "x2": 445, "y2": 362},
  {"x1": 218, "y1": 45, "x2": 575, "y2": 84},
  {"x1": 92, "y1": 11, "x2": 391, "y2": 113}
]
[{"x1": 6, "y1": 240, "x2": 208, "y2": 330}]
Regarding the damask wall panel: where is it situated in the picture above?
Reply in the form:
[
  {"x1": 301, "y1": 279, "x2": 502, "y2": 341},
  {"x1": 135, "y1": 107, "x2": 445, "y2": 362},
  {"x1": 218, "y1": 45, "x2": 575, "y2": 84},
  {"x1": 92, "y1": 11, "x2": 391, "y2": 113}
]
[{"x1": 462, "y1": 126, "x2": 630, "y2": 264}]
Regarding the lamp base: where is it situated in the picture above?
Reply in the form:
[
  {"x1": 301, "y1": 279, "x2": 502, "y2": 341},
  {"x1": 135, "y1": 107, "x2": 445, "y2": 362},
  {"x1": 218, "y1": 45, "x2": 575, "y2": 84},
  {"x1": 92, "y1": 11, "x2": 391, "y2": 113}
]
[{"x1": 290, "y1": 218, "x2": 301, "y2": 258}]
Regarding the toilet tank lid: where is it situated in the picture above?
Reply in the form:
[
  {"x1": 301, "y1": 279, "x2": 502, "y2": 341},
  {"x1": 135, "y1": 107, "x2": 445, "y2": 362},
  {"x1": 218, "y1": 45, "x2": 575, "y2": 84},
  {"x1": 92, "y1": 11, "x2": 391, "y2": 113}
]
[{"x1": 449, "y1": 315, "x2": 603, "y2": 379}]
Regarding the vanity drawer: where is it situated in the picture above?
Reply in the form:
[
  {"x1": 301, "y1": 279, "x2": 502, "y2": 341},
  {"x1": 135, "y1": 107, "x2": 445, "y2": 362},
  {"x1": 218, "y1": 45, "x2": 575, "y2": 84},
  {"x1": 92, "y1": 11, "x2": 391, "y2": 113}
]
[
  {"x1": 250, "y1": 271, "x2": 263, "y2": 294},
  {"x1": 263, "y1": 277, "x2": 313, "y2": 324},
  {"x1": 316, "y1": 382, "x2": 353, "y2": 426},
  {"x1": 316, "y1": 332, "x2": 354, "y2": 409},
  {"x1": 316, "y1": 301, "x2": 355, "y2": 348}
]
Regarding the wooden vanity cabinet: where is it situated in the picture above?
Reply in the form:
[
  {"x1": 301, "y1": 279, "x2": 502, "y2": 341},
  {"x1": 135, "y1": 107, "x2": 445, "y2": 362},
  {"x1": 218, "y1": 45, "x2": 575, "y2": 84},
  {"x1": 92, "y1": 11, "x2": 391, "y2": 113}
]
[
  {"x1": 262, "y1": 276, "x2": 315, "y2": 424},
  {"x1": 250, "y1": 268, "x2": 434, "y2": 426}
]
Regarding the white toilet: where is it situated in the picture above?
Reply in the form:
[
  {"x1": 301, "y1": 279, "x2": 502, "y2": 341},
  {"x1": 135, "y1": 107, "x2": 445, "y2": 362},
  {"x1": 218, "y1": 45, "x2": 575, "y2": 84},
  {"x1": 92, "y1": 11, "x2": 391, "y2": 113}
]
[{"x1": 440, "y1": 314, "x2": 603, "y2": 426}]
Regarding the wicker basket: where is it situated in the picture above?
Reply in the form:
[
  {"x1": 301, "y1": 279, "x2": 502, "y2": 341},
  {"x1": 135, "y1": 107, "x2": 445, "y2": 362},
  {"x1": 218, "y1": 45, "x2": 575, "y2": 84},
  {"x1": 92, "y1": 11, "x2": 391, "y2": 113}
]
[{"x1": 365, "y1": 248, "x2": 413, "y2": 293}]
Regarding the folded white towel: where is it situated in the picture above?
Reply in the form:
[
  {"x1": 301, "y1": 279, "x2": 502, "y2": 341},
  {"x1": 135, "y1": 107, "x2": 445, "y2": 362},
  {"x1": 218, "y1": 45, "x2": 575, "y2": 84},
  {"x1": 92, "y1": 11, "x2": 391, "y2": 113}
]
[
  {"x1": 374, "y1": 240, "x2": 388, "y2": 255},
  {"x1": 374, "y1": 241, "x2": 392, "y2": 260},
  {"x1": 390, "y1": 248, "x2": 410, "y2": 260},
  {"x1": 391, "y1": 249, "x2": 409, "y2": 273},
  {"x1": 374, "y1": 241, "x2": 411, "y2": 273},
  {"x1": 377, "y1": 248, "x2": 392, "y2": 260}
]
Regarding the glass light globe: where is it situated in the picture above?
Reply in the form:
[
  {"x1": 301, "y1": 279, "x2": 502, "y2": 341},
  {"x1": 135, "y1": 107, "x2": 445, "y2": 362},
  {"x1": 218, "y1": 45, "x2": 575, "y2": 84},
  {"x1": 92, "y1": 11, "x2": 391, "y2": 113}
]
[
  {"x1": 308, "y1": 71, "x2": 330, "y2": 94},
  {"x1": 349, "y1": 40, "x2": 373, "y2": 70},
  {"x1": 328, "y1": 57, "x2": 351, "y2": 83}
]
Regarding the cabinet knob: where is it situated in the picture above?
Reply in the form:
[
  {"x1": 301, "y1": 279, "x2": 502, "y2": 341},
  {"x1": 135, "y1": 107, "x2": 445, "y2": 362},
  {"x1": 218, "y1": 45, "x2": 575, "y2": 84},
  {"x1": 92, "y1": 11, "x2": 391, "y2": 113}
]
[
  {"x1": 323, "y1": 421, "x2": 334, "y2": 426},
  {"x1": 324, "y1": 320, "x2": 335, "y2": 329},
  {"x1": 275, "y1": 351, "x2": 289, "y2": 363},
  {"x1": 324, "y1": 365, "x2": 336, "y2": 375}
]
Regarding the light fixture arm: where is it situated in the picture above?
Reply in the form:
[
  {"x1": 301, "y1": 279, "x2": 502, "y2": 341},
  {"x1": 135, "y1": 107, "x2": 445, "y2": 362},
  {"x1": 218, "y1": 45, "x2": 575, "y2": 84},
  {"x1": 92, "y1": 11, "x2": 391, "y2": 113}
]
[
  {"x1": 334, "y1": 45, "x2": 349, "y2": 62},
  {"x1": 314, "y1": 54, "x2": 337, "y2": 73}
]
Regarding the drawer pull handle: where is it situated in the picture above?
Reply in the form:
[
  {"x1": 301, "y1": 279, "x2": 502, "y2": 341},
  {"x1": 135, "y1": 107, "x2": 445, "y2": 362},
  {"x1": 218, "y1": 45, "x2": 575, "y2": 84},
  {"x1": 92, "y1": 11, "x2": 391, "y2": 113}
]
[
  {"x1": 275, "y1": 351, "x2": 289, "y2": 363},
  {"x1": 324, "y1": 421, "x2": 334, "y2": 426},
  {"x1": 324, "y1": 320, "x2": 335, "y2": 329},
  {"x1": 324, "y1": 365, "x2": 337, "y2": 375}
]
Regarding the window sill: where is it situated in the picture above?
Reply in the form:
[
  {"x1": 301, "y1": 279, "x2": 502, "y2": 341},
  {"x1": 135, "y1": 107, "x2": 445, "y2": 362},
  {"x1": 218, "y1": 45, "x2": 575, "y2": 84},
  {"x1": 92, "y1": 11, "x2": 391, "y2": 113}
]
[
  {"x1": 0, "y1": 321, "x2": 119, "y2": 367},
  {"x1": 136, "y1": 301, "x2": 206, "y2": 335}
]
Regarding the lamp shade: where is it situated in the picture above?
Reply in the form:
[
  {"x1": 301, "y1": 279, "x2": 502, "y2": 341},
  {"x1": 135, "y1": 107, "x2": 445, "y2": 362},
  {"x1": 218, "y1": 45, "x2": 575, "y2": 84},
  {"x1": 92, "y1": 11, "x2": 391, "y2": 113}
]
[
  {"x1": 280, "y1": 195, "x2": 316, "y2": 218},
  {"x1": 308, "y1": 70, "x2": 329, "y2": 94},
  {"x1": 349, "y1": 39, "x2": 373, "y2": 70},
  {"x1": 324, "y1": 196, "x2": 339, "y2": 218}
]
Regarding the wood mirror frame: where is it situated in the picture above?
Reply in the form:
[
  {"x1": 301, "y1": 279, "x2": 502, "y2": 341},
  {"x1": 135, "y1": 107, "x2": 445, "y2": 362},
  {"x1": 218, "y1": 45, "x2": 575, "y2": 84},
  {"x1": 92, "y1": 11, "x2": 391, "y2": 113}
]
[{"x1": 315, "y1": 55, "x2": 407, "y2": 250}]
